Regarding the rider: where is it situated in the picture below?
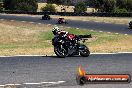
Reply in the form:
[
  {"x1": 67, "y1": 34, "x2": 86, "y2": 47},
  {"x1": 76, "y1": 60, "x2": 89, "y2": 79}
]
[
  {"x1": 52, "y1": 26, "x2": 77, "y2": 47},
  {"x1": 52, "y1": 26, "x2": 68, "y2": 38}
]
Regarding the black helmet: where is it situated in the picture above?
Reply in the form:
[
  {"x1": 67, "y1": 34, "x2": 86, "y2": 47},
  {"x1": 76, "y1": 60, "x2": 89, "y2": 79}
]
[{"x1": 52, "y1": 27, "x2": 60, "y2": 35}]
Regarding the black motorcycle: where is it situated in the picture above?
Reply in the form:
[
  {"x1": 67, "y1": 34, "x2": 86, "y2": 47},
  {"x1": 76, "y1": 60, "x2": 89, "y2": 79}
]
[
  {"x1": 129, "y1": 21, "x2": 132, "y2": 29},
  {"x1": 52, "y1": 34, "x2": 92, "y2": 58},
  {"x1": 42, "y1": 14, "x2": 51, "y2": 20}
]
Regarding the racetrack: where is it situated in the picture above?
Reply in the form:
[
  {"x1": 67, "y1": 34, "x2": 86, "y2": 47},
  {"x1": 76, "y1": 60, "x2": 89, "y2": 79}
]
[
  {"x1": 0, "y1": 14, "x2": 132, "y2": 34},
  {"x1": 0, "y1": 14, "x2": 132, "y2": 88},
  {"x1": 0, "y1": 53, "x2": 132, "y2": 88}
]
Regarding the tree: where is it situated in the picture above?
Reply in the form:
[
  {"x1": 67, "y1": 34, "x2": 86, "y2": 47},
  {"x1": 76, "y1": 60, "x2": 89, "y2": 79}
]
[
  {"x1": 102, "y1": 0, "x2": 116, "y2": 12},
  {"x1": 86, "y1": 0, "x2": 132, "y2": 12},
  {"x1": 85, "y1": 0, "x2": 104, "y2": 11},
  {"x1": 74, "y1": 2, "x2": 87, "y2": 13},
  {"x1": 0, "y1": 0, "x2": 3, "y2": 11},
  {"x1": 4, "y1": 0, "x2": 38, "y2": 12},
  {"x1": 41, "y1": 4, "x2": 56, "y2": 12},
  {"x1": 126, "y1": 0, "x2": 132, "y2": 12},
  {"x1": 116, "y1": 0, "x2": 127, "y2": 9},
  {"x1": 47, "y1": 0, "x2": 72, "y2": 5},
  {"x1": 86, "y1": 0, "x2": 116, "y2": 12},
  {"x1": 14, "y1": 0, "x2": 38, "y2": 12},
  {"x1": 116, "y1": 0, "x2": 132, "y2": 12},
  {"x1": 47, "y1": 0, "x2": 64, "y2": 5},
  {"x1": 114, "y1": 7, "x2": 128, "y2": 13},
  {"x1": 3, "y1": 0, "x2": 13, "y2": 10}
]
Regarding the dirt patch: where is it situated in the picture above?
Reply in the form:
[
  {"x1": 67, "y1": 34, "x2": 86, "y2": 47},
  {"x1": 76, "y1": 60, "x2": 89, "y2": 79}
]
[
  {"x1": 0, "y1": 20, "x2": 53, "y2": 31},
  {"x1": 0, "y1": 47, "x2": 54, "y2": 56}
]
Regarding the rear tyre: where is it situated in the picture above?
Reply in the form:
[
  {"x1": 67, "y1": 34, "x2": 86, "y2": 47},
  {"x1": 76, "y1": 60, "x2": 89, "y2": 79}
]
[{"x1": 129, "y1": 22, "x2": 132, "y2": 29}]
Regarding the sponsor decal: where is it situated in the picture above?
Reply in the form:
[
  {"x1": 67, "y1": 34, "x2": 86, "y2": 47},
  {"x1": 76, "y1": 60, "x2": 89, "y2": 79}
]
[{"x1": 76, "y1": 66, "x2": 131, "y2": 85}]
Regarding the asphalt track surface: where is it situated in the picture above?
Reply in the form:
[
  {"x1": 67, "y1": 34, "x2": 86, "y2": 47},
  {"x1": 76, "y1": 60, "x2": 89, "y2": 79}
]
[
  {"x1": 0, "y1": 53, "x2": 132, "y2": 88},
  {"x1": 0, "y1": 14, "x2": 132, "y2": 34},
  {"x1": 0, "y1": 14, "x2": 132, "y2": 88}
]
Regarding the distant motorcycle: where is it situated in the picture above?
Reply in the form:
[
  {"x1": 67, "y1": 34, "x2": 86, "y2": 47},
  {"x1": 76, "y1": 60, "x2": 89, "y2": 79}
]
[
  {"x1": 52, "y1": 33, "x2": 92, "y2": 58},
  {"x1": 42, "y1": 14, "x2": 51, "y2": 20},
  {"x1": 57, "y1": 17, "x2": 68, "y2": 24},
  {"x1": 129, "y1": 21, "x2": 132, "y2": 29}
]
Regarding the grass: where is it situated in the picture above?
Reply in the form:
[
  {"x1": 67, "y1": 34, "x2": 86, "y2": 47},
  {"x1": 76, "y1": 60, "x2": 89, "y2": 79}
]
[
  {"x1": 0, "y1": 20, "x2": 54, "y2": 55},
  {"x1": 0, "y1": 20, "x2": 132, "y2": 56},
  {"x1": 88, "y1": 33, "x2": 132, "y2": 53}
]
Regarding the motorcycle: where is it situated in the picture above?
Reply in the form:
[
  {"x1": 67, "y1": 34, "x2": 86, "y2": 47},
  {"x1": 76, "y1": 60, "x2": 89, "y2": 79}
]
[
  {"x1": 129, "y1": 21, "x2": 132, "y2": 29},
  {"x1": 52, "y1": 33, "x2": 92, "y2": 58},
  {"x1": 57, "y1": 18, "x2": 68, "y2": 24},
  {"x1": 42, "y1": 14, "x2": 51, "y2": 20}
]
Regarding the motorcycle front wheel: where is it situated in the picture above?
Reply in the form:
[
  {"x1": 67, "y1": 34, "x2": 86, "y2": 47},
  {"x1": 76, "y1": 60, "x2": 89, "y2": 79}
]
[
  {"x1": 54, "y1": 45, "x2": 68, "y2": 58},
  {"x1": 129, "y1": 25, "x2": 132, "y2": 29}
]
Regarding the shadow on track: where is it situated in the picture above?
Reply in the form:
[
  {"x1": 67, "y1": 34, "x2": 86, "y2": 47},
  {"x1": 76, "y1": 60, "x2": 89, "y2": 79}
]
[{"x1": 41, "y1": 55, "x2": 84, "y2": 58}]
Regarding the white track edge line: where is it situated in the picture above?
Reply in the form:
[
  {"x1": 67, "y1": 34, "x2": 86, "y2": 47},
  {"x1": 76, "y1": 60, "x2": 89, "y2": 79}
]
[
  {"x1": 0, "y1": 81, "x2": 66, "y2": 86},
  {"x1": 5, "y1": 84, "x2": 21, "y2": 86},
  {"x1": 0, "y1": 52, "x2": 132, "y2": 57}
]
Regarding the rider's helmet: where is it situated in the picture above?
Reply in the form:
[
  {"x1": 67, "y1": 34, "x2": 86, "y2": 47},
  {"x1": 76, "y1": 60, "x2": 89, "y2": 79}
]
[{"x1": 52, "y1": 26, "x2": 60, "y2": 35}]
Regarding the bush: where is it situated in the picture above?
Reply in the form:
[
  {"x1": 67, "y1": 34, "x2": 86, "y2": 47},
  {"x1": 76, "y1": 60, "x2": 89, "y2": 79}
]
[
  {"x1": 113, "y1": 7, "x2": 128, "y2": 13},
  {"x1": 4, "y1": 0, "x2": 38, "y2": 12},
  {"x1": 41, "y1": 4, "x2": 56, "y2": 12},
  {"x1": 74, "y1": 2, "x2": 87, "y2": 13},
  {"x1": 0, "y1": 2, "x2": 3, "y2": 11}
]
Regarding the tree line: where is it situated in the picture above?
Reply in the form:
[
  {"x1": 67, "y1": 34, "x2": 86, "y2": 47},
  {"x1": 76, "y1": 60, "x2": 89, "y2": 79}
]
[
  {"x1": 43, "y1": 0, "x2": 132, "y2": 13},
  {"x1": 1, "y1": 0, "x2": 132, "y2": 12},
  {"x1": 3, "y1": 0, "x2": 38, "y2": 11},
  {"x1": 86, "y1": 0, "x2": 132, "y2": 12}
]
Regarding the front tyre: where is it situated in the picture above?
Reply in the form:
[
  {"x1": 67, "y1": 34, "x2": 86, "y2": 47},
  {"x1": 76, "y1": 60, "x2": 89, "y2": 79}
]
[
  {"x1": 129, "y1": 25, "x2": 132, "y2": 29},
  {"x1": 129, "y1": 22, "x2": 132, "y2": 29},
  {"x1": 80, "y1": 45, "x2": 90, "y2": 57},
  {"x1": 54, "y1": 45, "x2": 68, "y2": 58}
]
